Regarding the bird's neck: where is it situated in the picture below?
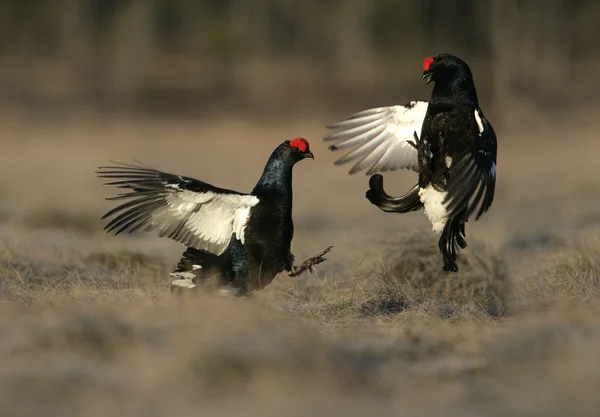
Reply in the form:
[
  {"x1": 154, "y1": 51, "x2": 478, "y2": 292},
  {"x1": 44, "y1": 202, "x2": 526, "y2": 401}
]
[
  {"x1": 431, "y1": 76, "x2": 479, "y2": 107},
  {"x1": 253, "y1": 154, "x2": 294, "y2": 201}
]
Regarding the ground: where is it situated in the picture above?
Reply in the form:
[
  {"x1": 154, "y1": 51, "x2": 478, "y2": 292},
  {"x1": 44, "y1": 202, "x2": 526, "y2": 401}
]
[{"x1": 1, "y1": 108, "x2": 600, "y2": 416}]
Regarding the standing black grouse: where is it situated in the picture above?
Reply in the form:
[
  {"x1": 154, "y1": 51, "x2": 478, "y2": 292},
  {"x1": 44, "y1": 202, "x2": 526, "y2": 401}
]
[
  {"x1": 324, "y1": 53, "x2": 497, "y2": 272},
  {"x1": 97, "y1": 138, "x2": 332, "y2": 295}
]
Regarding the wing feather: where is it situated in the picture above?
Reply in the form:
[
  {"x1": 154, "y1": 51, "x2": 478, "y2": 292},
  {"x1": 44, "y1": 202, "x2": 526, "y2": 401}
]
[
  {"x1": 443, "y1": 109, "x2": 497, "y2": 222},
  {"x1": 97, "y1": 163, "x2": 259, "y2": 255},
  {"x1": 324, "y1": 101, "x2": 428, "y2": 175}
]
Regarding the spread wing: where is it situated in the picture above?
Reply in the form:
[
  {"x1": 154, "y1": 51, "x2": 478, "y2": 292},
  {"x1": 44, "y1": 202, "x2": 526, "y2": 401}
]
[
  {"x1": 444, "y1": 109, "x2": 497, "y2": 221},
  {"x1": 97, "y1": 162, "x2": 260, "y2": 255},
  {"x1": 323, "y1": 100, "x2": 428, "y2": 175}
]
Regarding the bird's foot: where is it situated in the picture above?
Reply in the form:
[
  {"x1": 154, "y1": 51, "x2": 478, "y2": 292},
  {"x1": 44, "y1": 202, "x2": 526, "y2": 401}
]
[
  {"x1": 288, "y1": 246, "x2": 333, "y2": 277},
  {"x1": 407, "y1": 131, "x2": 419, "y2": 149}
]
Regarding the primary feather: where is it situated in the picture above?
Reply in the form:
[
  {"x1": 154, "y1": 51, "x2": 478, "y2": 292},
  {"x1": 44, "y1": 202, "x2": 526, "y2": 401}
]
[{"x1": 324, "y1": 101, "x2": 428, "y2": 175}]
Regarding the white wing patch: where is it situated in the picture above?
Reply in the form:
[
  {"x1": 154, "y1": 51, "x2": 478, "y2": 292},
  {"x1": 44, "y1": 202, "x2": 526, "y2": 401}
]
[
  {"x1": 491, "y1": 162, "x2": 497, "y2": 178},
  {"x1": 324, "y1": 101, "x2": 429, "y2": 175},
  {"x1": 232, "y1": 205, "x2": 253, "y2": 244},
  {"x1": 474, "y1": 109, "x2": 484, "y2": 134},
  {"x1": 418, "y1": 185, "x2": 448, "y2": 235},
  {"x1": 150, "y1": 191, "x2": 259, "y2": 255}
]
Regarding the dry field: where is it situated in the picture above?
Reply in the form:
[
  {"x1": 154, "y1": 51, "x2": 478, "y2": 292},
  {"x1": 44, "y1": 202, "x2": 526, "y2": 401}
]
[{"x1": 1, "y1": 107, "x2": 600, "y2": 416}]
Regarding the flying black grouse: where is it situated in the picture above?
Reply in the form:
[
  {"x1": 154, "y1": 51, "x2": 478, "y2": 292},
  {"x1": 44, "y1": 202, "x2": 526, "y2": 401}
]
[
  {"x1": 324, "y1": 53, "x2": 497, "y2": 272},
  {"x1": 97, "y1": 138, "x2": 331, "y2": 295}
]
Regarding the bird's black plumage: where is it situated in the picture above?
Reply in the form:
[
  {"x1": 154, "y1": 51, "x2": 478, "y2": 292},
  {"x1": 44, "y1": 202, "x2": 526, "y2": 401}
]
[
  {"x1": 97, "y1": 138, "x2": 314, "y2": 295},
  {"x1": 417, "y1": 53, "x2": 497, "y2": 272},
  {"x1": 324, "y1": 53, "x2": 497, "y2": 273}
]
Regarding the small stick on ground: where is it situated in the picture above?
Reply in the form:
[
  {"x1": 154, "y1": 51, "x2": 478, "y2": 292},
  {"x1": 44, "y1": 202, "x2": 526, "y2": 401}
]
[{"x1": 288, "y1": 246, "x2": 334, "y2": 277}]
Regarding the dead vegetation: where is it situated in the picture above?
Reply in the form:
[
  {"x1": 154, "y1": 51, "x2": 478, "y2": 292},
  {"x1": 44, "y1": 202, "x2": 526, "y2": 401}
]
[
  {"x1": 370, "y1": 234, "x2": 509, "y2": 318},
  {"x1": 2, "y1": 241, "x2": 600, "y2": 417}
]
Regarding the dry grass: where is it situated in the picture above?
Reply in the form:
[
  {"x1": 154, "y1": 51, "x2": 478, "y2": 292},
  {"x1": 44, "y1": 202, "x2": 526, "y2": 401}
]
[{"x1": 2, "y1": 112, "x2": 600, "y2": 416}]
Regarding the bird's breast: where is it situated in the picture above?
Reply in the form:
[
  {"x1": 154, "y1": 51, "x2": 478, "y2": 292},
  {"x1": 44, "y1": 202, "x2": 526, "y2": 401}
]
[{"x1": 245, "y1": 202, "x2": 291, "y2": 264}]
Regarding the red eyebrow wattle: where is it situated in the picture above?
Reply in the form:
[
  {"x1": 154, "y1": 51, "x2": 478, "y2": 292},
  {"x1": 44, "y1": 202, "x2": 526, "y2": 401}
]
[
  {"x1": 423, "y1": 57, "x2": 434, "y2": 71},
  {"x1": 290, "y1": 137, "x2": 309, "y2": 152}
]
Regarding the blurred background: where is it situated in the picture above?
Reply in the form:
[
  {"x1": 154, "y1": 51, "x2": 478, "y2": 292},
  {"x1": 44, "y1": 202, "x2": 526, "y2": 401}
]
[
  {"x1": 3, "y1": 4, "x2": 600, "y2": 415},
  {"x1": 0, "y1": 0, "x2": 596, "y2": 124}
]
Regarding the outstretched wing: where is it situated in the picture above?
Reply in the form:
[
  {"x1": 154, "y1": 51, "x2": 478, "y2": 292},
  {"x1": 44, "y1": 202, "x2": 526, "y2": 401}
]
[
  {"x1": 444, "y1": 109, "x2": 497, "y2": 221},
  {"x1": 323, "y1": 100, "x2": 428, "y2": 175},
  {"x1": 97, "y1": 162, "x2": 260, "y2": 255}
]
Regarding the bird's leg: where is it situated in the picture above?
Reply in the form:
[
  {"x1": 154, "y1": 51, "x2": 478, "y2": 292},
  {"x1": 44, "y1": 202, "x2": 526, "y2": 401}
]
[
  {"x1": 415, "y1": 131, "x2": 433, "y2": 162},
  {"x1": 412, "y1": 131, "x2": 434, "y2": 168},
  {"x1": 286, "y1": 252, "x2": 295, "y2": 271},
  {"x1": 224, "y1": 261, "x2": 250, "y2": 296},
  {"x1": 409, "y1": 131, "x2": 432, "y2": 161},
  {"x1": 288, "y1": 246, "x2": 333, "y2": 277}
]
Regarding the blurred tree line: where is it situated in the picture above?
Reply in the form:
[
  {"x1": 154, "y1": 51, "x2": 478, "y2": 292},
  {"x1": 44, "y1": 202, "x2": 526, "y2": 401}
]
[{"x1": 0, "y1": 0, "x2": 597, "y2": 118}]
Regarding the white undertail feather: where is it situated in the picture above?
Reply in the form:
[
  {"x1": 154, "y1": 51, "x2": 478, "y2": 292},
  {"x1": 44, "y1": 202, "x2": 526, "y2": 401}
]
[
  {"x1": 170, "y1": 263, "x2": 203, "y2": 289},
  {"x1": 418, "y1": 185, "x2": 448, "y2": 235},
  {"x1": 170, "y1": 271, "x2": 196, "y2": 280},
  {"x1": 169, "y1": 272, "x2": 196, "y2": 291},
  {"x1": 170, "y1": 278, "x2": 197, "y2": 290}
]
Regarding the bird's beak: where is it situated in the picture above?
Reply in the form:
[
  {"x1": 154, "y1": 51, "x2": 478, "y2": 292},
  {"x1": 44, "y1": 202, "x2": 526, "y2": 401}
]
[
  {"x1": 422, "y1": 71, "x2": 433, "y2": 85},
  {"x1": 305, "y1": 151, "x2": 314, "y2": 160}
]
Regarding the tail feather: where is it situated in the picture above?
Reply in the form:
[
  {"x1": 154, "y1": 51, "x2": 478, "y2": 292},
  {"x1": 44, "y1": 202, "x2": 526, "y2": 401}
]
[
  {"x1": 170, "y1": 247, "x2": 222, "y2": 282},
  {"x1": 365, "y1": 174, "x2": 423, "y2": 213},
  {"x1": 439, "y1": 211, "x2": 467, "y2": 272},
  {"x1": 457, "y1": 221, "x2": 467, "y2": 249}
]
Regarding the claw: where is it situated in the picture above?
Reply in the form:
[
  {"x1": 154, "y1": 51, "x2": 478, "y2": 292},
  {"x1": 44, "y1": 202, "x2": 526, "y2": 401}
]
[{"x1": 288, "y1": 246, "x2": 333, "y2": 277}]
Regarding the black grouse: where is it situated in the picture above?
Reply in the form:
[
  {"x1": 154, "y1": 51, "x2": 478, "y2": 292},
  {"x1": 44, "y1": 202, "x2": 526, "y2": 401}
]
[
  {"x1": 97, "y1": 137, "x2": 330, "y2": 295},
  {"x1": 324, "y1": 53, "x2": 497, "y2": 272}
]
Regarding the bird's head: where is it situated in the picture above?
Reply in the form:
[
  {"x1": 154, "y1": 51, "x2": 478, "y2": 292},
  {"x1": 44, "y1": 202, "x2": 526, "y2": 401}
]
[
  {"x1": 284, "y1": 137, "x2": 314, "y2": 163},
  {"x1": 421, "y1": 53, "x2": 472, "y2": 85},
  {"x1": 255, "y1": 137, "x2": 314, "y2": 189}
]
